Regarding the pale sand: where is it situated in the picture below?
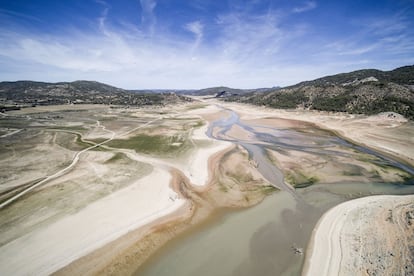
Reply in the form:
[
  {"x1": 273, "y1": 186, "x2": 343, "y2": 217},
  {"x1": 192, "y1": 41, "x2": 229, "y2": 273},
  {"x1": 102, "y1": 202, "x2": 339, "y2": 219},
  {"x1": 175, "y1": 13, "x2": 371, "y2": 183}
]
[
  {"x1": 303, "y1": 195, "x2": 414, "y2": 276},
  {"x1": 104, "y1": 121, "x2": 231, "y2": 188},
  {"x1": 6, "y1": 101, "x2": 411, "y2": 275},
  {"x1": 183, "y1": 123, "x2": 231, "y2": 186},
  {"x1": 0, "y1": 168, "x2": 185, "y2": 276},
  {"x1": 173, "y1": 103, "x2": 232, "y2": 186},
  {"x1": 57, "y1": 143, "x2": 269, "y2": 276},
  {"x1": 220, "y1": 102, "x2": 414, "y2": 166},
  {"x1": 0, "y1": 105, "x2": 231, "y2": 275}
]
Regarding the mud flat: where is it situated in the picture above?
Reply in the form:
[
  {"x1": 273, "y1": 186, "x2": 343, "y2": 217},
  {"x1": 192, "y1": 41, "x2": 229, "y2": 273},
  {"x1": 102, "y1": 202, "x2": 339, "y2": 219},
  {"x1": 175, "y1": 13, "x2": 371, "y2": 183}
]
[
  {"x1": 220, "y1": 102, "x2": 414, "y2": 166},
  {"x1": 57, "y1": 135, "x2": 270, "y2": 275},
  {"x1": 0, "y1": 103, "x2": 241, "y2": 275},
  {"x1": 303, "y1": 195, "x2": 414, "y2": 276},
  {"x1": 1, "y1": 102, "x2": 413, "y2": 275},
  {"x1": 0, "y1": 168, "x2": 186, "y2": 275},
  {"x1": 134, "y1": 100, "x2": 414, "y2": 276}
]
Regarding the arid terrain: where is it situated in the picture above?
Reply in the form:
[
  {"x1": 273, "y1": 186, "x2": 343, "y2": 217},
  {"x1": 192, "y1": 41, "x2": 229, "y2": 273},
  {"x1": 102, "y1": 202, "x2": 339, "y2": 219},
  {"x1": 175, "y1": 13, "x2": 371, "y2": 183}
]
[
  {"x1": 0, "y1": 102, "x2": 273, "y2": 275},
  {"x1": 2, "y1": 0, "x2": 413, "y2": 274},
  {"x1": 0, "y1": 99, "x2": 413, "y2": 276},
  {"x1": 303, "y1": 194, "x2": 414, "y2": 276}
]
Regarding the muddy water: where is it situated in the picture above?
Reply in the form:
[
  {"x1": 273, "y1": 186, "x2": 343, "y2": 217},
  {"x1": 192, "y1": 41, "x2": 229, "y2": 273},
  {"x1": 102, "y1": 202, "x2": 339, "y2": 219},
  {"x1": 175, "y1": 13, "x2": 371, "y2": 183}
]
[{"x1": 138, "y1": 107, "x2": 414, "y2": 276}]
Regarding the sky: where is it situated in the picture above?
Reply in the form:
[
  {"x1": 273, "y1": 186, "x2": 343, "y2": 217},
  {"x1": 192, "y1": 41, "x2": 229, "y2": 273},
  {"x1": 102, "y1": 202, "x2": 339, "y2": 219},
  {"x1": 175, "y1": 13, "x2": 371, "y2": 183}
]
[{"x1": 0, "y1": 0, "x2": 413, "y2": 89}]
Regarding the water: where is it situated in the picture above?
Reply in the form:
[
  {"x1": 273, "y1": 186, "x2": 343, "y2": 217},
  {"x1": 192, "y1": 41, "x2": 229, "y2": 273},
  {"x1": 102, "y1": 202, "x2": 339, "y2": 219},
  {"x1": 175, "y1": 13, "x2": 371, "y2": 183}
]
[{"x1": 138, "y1": 106, "x2": 414, "y2": 276}]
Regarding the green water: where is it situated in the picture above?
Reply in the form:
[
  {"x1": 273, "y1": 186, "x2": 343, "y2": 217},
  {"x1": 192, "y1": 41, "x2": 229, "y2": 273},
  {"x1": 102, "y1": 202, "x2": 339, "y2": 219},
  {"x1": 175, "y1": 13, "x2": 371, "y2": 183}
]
[{"x1": 137, "y1": 182, "x2": 414, "y2": 276}]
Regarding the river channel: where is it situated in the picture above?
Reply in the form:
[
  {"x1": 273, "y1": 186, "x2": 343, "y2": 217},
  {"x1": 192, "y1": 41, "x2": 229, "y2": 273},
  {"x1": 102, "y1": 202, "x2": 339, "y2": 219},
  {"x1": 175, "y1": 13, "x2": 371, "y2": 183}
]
[{"x1": 138, "y1": 106, "x2": 414, "y2": 276}]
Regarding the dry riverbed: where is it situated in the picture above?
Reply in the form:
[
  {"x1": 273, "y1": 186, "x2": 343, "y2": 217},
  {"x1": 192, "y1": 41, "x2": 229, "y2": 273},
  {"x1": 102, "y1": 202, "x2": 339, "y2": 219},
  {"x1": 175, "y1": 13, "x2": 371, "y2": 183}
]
[
  {"x1": 1, "y1": 101, "x2": 413, "y2": 275},
  {"x1": 0, "y1": 103, "x2": 272, "y2": 275}
]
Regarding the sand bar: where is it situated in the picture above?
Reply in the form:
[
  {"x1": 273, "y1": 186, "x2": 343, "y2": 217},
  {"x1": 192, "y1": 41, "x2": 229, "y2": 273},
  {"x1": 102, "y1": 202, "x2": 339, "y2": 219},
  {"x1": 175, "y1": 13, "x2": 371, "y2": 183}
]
[
  {"x1": 0, "y1": 104, "x2": 232, "y2": 275},
  {"x1": 220, "y1": 102, "x2": 414, "y2": 166},
  {"x1": 0, "y1": 168, "x2": 185, "y2": 276},
  {"x1": 303, "y1": 194, "x2": 414, "y2": 276}
]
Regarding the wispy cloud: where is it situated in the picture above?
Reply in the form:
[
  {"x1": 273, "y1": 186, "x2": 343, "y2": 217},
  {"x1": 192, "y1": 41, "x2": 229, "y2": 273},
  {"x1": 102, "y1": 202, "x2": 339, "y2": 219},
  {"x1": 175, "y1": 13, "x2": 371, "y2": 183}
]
[
  {"x1": 293, "y1": 1, "x2": 317, "y2": 13},
  {"x1": 215, "y1": 12, "x2": 285, "y2": 62},
  {"x1": 95, "y1": 0, "x2": 110, "y2": 36},
  {"x1": 139, "y1": 0, "x2": 157, "y2": 35},
  {"x1": 0, "y1": 1, "x2": 412, "y2": 89},
  {"x1": 325, "y1": 13, "x2": 414, "y2": 58},
  {"x1": 361, "y1": 15, "x2": 408, "y2": 36},
  {"x1": 184, "y1": 21, "x2": 204, "y2": 54},
  {"x1": 0, "y1": 7, "x2": 333, "y2": 89},
  {"x1": 0, "y1": 8, "x2": 42, "y2": 23}
]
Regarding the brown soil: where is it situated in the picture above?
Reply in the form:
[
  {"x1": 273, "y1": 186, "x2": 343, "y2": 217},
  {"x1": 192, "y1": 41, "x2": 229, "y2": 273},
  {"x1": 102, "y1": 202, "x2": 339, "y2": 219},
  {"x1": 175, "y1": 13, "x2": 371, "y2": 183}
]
[{"x1": 55, "y1": 145, "x2": 274, "y2": 276}]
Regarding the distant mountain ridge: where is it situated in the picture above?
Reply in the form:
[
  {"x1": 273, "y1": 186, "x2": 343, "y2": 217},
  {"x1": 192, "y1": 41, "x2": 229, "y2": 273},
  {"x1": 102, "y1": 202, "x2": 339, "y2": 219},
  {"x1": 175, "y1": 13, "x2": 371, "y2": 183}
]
[
  {"x1": 178, "y1": 86, "x2": 280, "y2": 97},
  {"x1": 1, "y1": 65, "x2": 413, "y2": 118},
  {"x1": 290, "y1": 65, "x2": 414, "y2": 88},
  {"x1": 0, "y1": 80, "x2": 191, "y2": 108},
  {"x1": 225, "y1": 65, "x2": 414, "y2": 119}
]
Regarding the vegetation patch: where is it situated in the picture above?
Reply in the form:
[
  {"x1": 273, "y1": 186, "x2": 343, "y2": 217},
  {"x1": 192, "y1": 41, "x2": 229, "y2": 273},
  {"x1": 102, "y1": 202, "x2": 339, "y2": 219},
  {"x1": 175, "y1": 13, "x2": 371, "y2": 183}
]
[
  {"x1": 104, "y1": 152, "x2": 126, "y2": 163},
  {"x1": 107, "y1": 133, "x2": 190, "y2": 156},
  {"x1": 217, "y1": 181, "x2": 229, "y2": 192},
  {"x1": 269, "y1": 92, "x2": 309, "y2": 108},
  {"x1": 357, "y1": 96, "x2": 414, "y2": 119},
  {"x1": 49, "y1": 126, "x2": 86, "y2": 132},
  {"x1": 258, "y1": 185, "x2": 277, "y2": 195},
  {"x1": 312, "y1": 94, "x2": 354, "y2": 112},
  {"x1": 285, "y1": 171, "x2": 319, "y2": 188},
  {"x1": 0, "y1": 118, "x2": 30, "y2": 128},
  {"x1": 226, "y1": 170, "x2": 256, "y2": 183},
  {"x1": 54, "y1": 132, "x2": 95, "y2": 151},
  {"x1": 88, "y1": 138, "x2": 108, "y2": 144},
  {"x1": 185, "y1": 103, "x2": 208, "y2": 110},
  {"x1": 342, "y1": 164, "x2": 364, "y2": 176}
]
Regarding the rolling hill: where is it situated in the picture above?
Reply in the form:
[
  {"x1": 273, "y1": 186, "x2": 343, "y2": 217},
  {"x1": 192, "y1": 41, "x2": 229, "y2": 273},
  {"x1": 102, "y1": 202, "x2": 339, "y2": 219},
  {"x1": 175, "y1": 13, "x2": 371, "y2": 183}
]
[
  {"x1": 0, "y1": 80, "x2": 191, "y2": 109},
  {"x1": 224, "y1": 65, "x2": 414, "y2": 119}
]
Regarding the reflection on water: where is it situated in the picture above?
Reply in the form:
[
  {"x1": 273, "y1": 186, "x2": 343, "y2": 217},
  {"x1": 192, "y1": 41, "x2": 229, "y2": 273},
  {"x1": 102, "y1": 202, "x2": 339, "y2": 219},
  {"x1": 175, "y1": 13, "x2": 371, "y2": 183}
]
[{"x1": 138, "y1": 107, "x2": 414, "y2": 276}]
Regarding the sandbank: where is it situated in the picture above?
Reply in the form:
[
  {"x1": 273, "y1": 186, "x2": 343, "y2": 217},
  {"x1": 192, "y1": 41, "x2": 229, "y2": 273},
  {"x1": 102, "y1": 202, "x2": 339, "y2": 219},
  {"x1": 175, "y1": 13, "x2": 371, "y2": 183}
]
[
  {"x1": 303, "y1": 194, "x2": 414, "y2": 276},
  {"x1": 220, "y1": 102, "x2": 414, "y2": 166},
  {"x1": 0, "y1": 168, "x2": 185, "y2": 275}
]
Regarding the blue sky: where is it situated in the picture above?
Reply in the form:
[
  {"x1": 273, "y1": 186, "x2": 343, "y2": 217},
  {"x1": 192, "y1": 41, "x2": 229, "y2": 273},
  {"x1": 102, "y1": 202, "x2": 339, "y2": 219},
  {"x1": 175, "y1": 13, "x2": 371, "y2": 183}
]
[{"x1": 0, "y1": 0, "x2": 413, "y2": 89}]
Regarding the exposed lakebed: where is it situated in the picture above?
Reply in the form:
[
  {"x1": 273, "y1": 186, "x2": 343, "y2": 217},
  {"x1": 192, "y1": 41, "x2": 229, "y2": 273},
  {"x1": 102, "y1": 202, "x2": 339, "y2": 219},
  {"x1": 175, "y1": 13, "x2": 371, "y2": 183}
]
[{"x1": 138, "y1": 106, "x2": 414, "y2": 276}]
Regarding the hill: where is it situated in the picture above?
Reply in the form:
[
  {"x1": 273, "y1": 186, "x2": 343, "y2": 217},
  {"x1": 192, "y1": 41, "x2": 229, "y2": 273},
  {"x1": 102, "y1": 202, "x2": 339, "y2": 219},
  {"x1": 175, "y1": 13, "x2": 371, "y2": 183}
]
[
  {"x1": 225, "y1": 65, "x2": 414, "y2": 119},
  {"x1": 177, "y1": 86, "x2": 280, "y2": 97},
  {"x1": 0, "y1": 80, "x2": 191, "y2": 110}
]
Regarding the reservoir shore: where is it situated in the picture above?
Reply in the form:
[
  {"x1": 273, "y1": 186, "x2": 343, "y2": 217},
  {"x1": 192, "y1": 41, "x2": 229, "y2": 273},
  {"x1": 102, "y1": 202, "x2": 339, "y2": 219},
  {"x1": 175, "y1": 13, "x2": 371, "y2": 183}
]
[{"x1": 1, "y1": 102, "x2": 413, "y2": 275}]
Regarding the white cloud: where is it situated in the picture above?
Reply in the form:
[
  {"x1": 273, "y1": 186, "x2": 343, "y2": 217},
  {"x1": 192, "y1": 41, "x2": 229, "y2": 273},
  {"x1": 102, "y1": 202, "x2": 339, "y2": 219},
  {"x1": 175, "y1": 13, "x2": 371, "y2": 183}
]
[
  {"x1": 0, "y1": 26, "x2": 300, "y2": 88},
  {"x1": 214, "y1": 13, "x2": 285, "y2": 62},
  {"x1": 0, "y1": 11, "x2": 350, "y2": 89},
  {"x1": 0, "y1": 8, "x2": 42, "y2": 23},
  {"x1": 184, "y1": 21, "x2": 204, "y2": 52},
  {"x1": 293, "y1": 1, "x2": 317, "y2": 13},
  {"x1": 185, "y1": 21, "x2": 203, "y2": 40},
  {"x1": 0, "y1": 3, "x2": 412, "y2": 90},
  {"x1": 140, "y1": 0, "x2": 157, "y2": 35},
  {"x1": 324, "y1": 13, "x2": 414, "y2": 59}
]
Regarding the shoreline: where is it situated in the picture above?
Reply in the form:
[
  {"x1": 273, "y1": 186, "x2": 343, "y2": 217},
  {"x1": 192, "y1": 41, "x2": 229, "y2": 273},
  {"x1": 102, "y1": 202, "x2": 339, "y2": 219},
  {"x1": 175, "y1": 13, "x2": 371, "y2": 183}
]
[
  {"x1": 3, "y1": 102, "x2": 413, "y2": 275},
  {"x1": 56, "y1": 143, "x2": 271, "y2": 275},
  {"x1": 302, "y1": 194, "x2": 414, "y2": 276},
  {"x1": 55, "y1": 104, "x2": 265, "y2": 275},
  {"x1": 0, "y1": 104, "x2": 236, "y2": 276},
  {"x1": 0, "y1": 168, "x2": 186, "y2": 276},
  {"x1": 219, "y1": 102, "x2": 414, "y2": 167}
]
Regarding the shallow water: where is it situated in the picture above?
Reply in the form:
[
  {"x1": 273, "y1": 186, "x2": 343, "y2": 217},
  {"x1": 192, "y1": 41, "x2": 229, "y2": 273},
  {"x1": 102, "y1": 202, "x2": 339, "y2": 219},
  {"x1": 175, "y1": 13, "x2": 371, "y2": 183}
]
[
  {"x1": 138, "y1": 107, "x2": 414, "y2": 276},
  {"x1": 138, "y1": 182, "x2": 414, "y2": 276}
]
